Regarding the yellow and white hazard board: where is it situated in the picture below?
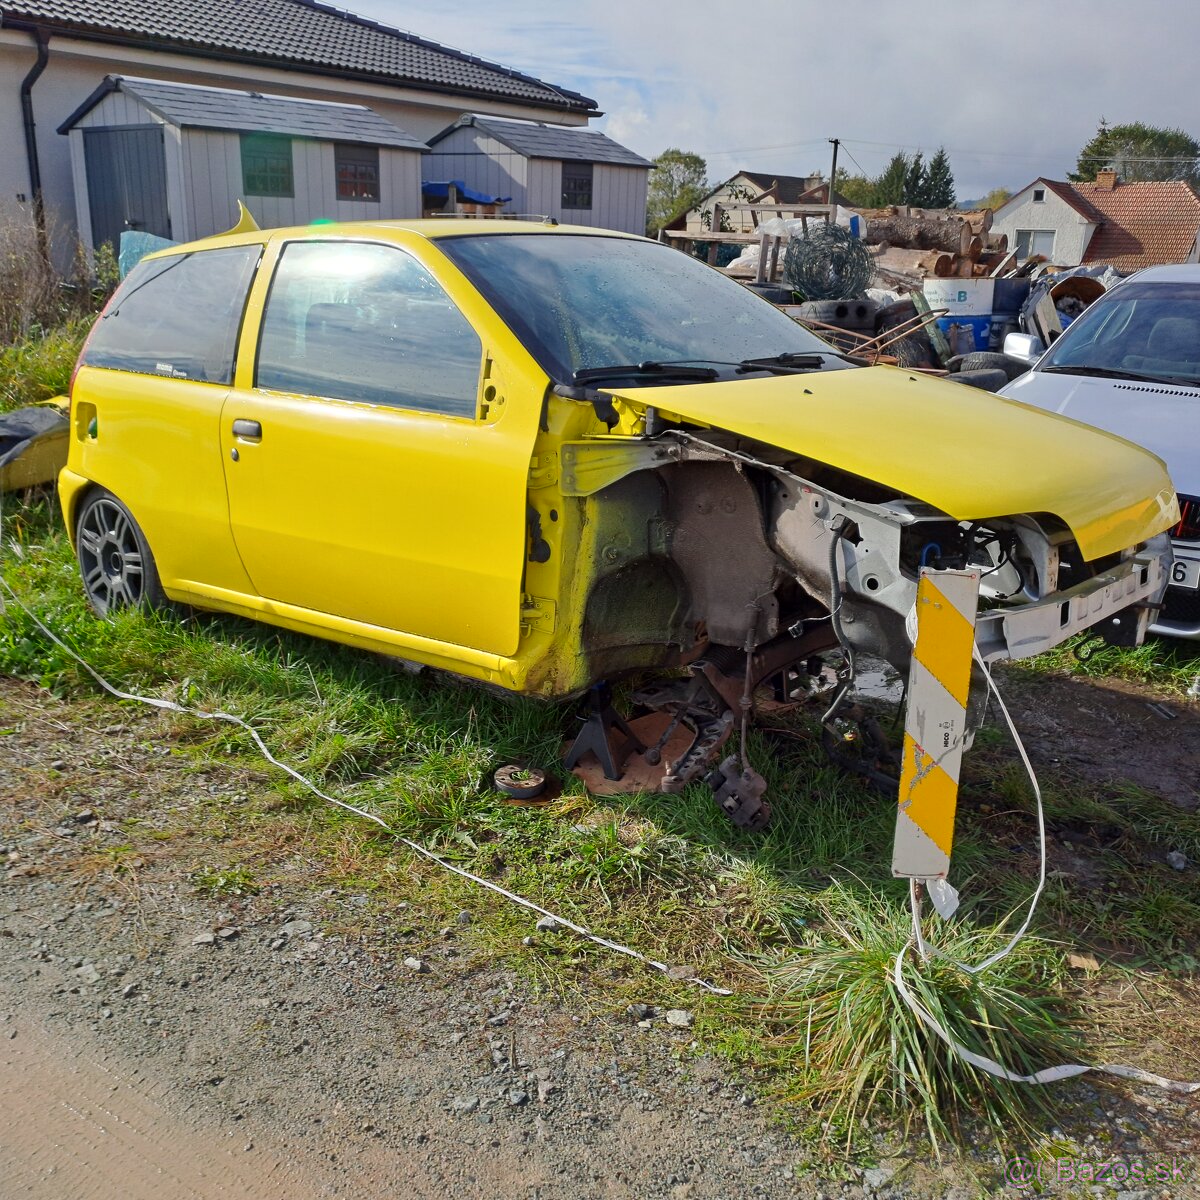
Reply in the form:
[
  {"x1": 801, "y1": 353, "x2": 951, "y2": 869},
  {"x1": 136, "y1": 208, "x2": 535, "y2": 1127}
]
[{"x1": 892, "y1": 567, "x2": 981, "y2": 881}]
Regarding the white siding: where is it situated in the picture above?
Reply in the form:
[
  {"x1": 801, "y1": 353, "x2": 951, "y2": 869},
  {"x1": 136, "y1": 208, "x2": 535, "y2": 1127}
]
[
  {"x1": 66, "y1": 128, "x2": 93, "y2": 254},
  {"x1": 426, "y1": 128, "x2": 648, "y2": 230},
  {"x1": 993, "y1": 184, "x2": 1097, "y2": 266},
  {"x1": 0, "y1": 29, "x2": 588, "y2": 264},
  {"x1": 182, "y1": 129, "x2": 421, "y2": 237},
  {"x1": 526, "y1": 158, "x2": 557, "y2": 219},
  {"x1": 422, "y1": 125, "x2": 528, "y2": 211},
  {"x1": 531, "y1": 160, "x2": 647, "y2": 233}
]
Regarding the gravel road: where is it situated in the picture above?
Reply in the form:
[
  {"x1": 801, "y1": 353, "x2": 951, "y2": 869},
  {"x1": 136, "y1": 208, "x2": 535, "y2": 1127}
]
[{"x1": 3, "y1": 671, "x2": 1197, "y2": 1199}]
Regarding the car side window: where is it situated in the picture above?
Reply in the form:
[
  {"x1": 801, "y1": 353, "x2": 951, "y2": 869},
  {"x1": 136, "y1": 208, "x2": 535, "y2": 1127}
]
[
  {"x1": 82, "y1": 245, "x2": 262, "y2": 384},
  {"x1": 255, "y1": 241, "x2": 482, "y2": 418}
]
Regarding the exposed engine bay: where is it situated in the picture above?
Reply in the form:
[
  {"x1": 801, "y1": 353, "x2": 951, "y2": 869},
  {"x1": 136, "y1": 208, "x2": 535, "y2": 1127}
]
[{"x1": 556, "y1": 424, "x2": 1172, "y2": 826}]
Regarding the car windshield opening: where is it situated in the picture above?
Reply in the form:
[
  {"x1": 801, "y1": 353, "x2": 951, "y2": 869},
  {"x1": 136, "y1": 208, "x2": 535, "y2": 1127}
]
[
  {"x1": 1040, "y1": 279, "x2": 1200, "y2": 389},
  {"x1": 437, "y1": 233, "x2": 836, "y2": 384}
]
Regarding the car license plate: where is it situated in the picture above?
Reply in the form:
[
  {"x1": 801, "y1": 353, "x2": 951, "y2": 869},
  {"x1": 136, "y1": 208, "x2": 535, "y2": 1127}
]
[{"x1": 1170, "y1": 557, "x2": 1200, "y2": 589}]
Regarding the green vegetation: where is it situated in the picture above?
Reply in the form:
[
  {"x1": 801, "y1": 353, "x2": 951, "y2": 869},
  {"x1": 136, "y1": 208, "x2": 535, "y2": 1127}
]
[
  {"x1": 1, "y1": 492, "x2": 1198, "y2": 1165},
  {"x1": 0, "y1": 316, "x2": 91, "y2": 412},
  {"x1": 645, "y1": 148, "x2": 710, "y2": 236},
  {"x1": 757, "y1": 885, "x2": 1079, "y2": 1153},
  {"x1": 841, "y1": 146, "x2": 957, "y2": 210},
  {"x1": 1072, "y1": 118, "x2": 1200, "y2": 184},
  {"x1": 1028, "y1": 633, "x2": 1200, "y2": 696},
  {"x1": 0, "y1": 206, "x2": 117, "y2": 412}
]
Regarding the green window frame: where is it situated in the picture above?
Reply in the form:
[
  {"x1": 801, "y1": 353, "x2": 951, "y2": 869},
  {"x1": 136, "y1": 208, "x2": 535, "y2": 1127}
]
[{"x1": 241, "y1": 134, "x2": 294, "y2": 198}]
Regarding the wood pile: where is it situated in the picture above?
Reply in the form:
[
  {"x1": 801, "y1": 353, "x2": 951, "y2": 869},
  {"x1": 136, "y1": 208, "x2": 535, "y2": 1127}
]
[{"x1": 860, "y1": 205, "x2": 1010, "y2": 279}]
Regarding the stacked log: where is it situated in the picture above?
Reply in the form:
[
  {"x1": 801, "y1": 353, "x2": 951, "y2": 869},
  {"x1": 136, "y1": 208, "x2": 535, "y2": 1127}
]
[{"x1": 860, "y1": 206, "x2": 1008, "y2": 279}]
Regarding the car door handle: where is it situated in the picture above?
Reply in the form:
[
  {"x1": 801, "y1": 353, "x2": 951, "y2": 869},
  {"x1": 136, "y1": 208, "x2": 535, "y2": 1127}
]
[{"x1": 232, "y1": 419, "x2": 262, "y2": 441}]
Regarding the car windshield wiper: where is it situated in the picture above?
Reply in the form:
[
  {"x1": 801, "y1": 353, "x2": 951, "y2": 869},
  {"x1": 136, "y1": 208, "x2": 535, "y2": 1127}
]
[
  {"x1": 1039, "y1": 364, "x2": 1176, "y2": 384},
  {"x1": 737, "y1": 352, "x2": 829, "y2": 373},
  {"x1": 571, "y1": 361, "x2": 719, "y2": 384}
]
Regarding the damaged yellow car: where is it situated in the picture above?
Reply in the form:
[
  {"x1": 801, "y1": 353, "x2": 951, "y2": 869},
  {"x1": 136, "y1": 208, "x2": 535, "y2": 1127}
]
[{"x1": 61, "y1": 220, "x2": 1177, "y2": 825}]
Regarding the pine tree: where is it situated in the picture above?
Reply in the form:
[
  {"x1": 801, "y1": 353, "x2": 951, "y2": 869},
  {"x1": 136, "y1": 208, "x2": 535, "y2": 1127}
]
[
  {"x1": 924, "y1": 147, "x2": 956, "y2": 209},
  {"x1": 875, "y1": 152, "x2": 909, "y2": 205},
  {"x1": 903, "y1": 151, "x2": 927, "y2": 206}
]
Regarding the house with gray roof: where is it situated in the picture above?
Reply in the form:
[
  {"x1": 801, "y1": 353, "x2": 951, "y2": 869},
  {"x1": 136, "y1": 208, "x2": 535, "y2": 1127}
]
[
  {"x1": 426, "y1": 113, "x2": 651, "y2": 234},
  {"x1": 59, "y1": 76, "x2": 430, "y2": 251},
  {"x1": 0, "y1": 0, "x2": 602, "y2": 258}
]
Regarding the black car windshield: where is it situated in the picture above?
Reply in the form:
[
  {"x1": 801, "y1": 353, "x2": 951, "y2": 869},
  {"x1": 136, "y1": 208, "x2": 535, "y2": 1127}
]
[
  {"x1": 1039, "y1": 278, "x2": 1200, "y2": 387},
  {"x1": 437, "y1": 233, "x2": 835, "y2": 383}
]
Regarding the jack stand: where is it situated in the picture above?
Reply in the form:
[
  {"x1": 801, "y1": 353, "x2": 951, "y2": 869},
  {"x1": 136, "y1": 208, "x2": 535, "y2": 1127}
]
[{"x1": 562, "y1": 682, "x2": 646, "y2": 781}]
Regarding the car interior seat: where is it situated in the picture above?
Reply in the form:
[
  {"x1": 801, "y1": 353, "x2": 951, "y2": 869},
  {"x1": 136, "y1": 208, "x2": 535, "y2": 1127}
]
[{"x1": 1122, "y1": 315, "x2": 1200, "y2": 378}]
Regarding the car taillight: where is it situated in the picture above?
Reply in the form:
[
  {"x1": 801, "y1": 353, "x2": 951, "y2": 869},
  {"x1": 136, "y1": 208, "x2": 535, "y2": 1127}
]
[{"x1": 1174, "y1": 494, "x2": 1200, "y2": 542}]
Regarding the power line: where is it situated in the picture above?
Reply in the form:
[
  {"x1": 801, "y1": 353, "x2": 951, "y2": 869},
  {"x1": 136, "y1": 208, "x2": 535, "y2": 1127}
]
[
  {"x1": 840, "y1": 145, "x2": 870, "y2": 177},
  {"x1": 693, "y1": 137, "x2": 828, "y2": 157}
]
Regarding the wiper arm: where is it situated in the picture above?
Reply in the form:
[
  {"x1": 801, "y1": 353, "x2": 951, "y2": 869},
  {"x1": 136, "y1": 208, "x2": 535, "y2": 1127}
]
[
  {"x1": 737, "y1": 352, "x2": 827, "y2": 373},
  {"x1": 572, "y1": 361, "x2": 719, "y2": 384}
]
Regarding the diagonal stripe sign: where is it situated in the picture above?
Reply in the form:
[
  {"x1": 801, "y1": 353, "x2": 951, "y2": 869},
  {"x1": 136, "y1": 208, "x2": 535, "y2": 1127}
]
[{"x1": 893, "y1": 568, "x2": 981, "y2": 881}]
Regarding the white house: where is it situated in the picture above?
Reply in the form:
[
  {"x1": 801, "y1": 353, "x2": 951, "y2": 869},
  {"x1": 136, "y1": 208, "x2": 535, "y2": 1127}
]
[
  {"x1": 993, "y1": 171, "x2": 1200, "y2": 270},
  {"x1": 992, "y1": 178, "x2": 1100, "y2": 264}
]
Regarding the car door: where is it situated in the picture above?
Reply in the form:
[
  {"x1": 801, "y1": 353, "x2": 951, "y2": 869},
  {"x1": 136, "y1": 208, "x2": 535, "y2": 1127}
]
[
  {"x1": 220, "y1": 237, "x2": 532, "y2": 658},
  {"x1": 69, "y1": 242, "x2": 263, "y2": 597}
]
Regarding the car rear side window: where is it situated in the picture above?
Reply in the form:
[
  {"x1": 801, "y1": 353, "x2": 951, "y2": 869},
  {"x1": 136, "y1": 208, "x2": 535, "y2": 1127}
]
[
  {"x1": 82, "y1": 245, "x2": 261, "y2": 385},
  {"x1": 255, "y1": 241, "x2": 481, "y2": 418}
]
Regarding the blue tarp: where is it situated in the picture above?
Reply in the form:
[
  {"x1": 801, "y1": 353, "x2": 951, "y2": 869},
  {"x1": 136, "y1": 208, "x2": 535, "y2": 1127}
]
[
  {"x1": 118, "y1": 230, "x2": 177, "y2": 278},
  {"x1": 421, "y1": 179, "x2": 511, "y2": 205}
]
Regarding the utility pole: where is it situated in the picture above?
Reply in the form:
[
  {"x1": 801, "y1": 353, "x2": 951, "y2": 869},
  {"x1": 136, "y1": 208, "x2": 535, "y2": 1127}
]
[{"x1": 827, "y1": 137, "x2": 840, "y2": 222}]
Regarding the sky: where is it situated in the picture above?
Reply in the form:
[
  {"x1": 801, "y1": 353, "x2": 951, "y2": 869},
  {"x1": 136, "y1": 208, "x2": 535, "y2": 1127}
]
[{"x1": 349, "y1": 0, "x2": 1200, "y2": 202}]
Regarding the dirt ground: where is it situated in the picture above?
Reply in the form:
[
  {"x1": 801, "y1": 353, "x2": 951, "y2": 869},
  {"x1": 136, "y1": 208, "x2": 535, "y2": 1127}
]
[{"x1": 2, "y1": 671, "x2": 1198, "y2": 1199}]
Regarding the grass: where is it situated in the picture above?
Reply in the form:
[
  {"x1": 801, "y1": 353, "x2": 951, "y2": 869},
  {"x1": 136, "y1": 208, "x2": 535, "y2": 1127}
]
[
  {"x1": 1029, "y1": 632, "x2": 1200, "y2": 695},
  {"x1": 1, "y1": 489, "x2": 1198, "y2": 1166},
  {"x1": 755, "y1": 884, "x2": 1080, "y2": 1155},
  {"x1": 0, "y1": 317, "x2": 91, "y2": 412}
]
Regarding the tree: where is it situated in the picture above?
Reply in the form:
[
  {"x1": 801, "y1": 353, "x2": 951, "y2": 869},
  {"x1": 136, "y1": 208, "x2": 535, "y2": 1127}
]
[
  {"x1": 904, "y1": 151, "x2": 927, "y2": 206},
  {"x1": 645, "y1": 148, "x2": 708, "y2": 235},
  {"x1": 833, "y1": 168, "x2": 877, "y2": 208},
  {"x1": 979, "y1": 186, "x2": 1012, "y2": 211},
  {"x1": 923, "y1": 147, "x2": 956, "y2": 209},
  {"x1": 1071, "y1": 119, "x2": 1200, "y2": 184},
  {"x1": 875, "y1": 152, "x2": 909, "y2": 205}
]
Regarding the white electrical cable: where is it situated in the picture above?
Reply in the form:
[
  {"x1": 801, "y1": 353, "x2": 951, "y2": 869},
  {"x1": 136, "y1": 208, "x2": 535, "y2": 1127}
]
[
  {"x1": 0, "y1": 520, "x2": 730, "y2": 996},
  {"x1": 895, "y1": 642, "x2": 1199, "y2": 1093}
]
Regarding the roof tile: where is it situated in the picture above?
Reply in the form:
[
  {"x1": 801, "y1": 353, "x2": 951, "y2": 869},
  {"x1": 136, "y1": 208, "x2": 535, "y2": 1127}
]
[
  {"x1": 432, "y1": 114, "x2": 650, "y2": 168},
  {"x1": 1075, "y1": 179, "x2": 1200, "y2": 271},
  {"x1": 0, "y1": 0, "x2": 597, "y2": 112},
  {"x1": 63, "y1": 76, "x2": 428, "y2": 148}
]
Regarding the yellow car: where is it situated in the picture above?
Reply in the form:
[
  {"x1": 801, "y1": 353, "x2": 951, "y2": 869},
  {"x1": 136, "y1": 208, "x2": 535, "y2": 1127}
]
[{"x1": 61, "y1": 220, "x2": 1177, "y2": 822}]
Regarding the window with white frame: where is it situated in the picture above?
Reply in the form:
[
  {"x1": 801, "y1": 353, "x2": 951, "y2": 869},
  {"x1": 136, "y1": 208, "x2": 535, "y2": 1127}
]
[{"x1": 1015, "y1": 229, "x2": 1055, "y2": 260}]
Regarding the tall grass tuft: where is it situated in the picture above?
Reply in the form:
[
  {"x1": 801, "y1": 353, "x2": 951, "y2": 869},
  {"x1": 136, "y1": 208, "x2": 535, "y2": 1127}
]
[
  {"x1": 0, "y1": 316, "x2": 92, "y2": 411},
  {"x1": 758, "y1": 884, "x2": 1081, "y2": 1152}
]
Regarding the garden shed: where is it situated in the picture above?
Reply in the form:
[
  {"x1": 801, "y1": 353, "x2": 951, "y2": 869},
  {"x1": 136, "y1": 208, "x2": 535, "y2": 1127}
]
[
  {"x1": 58, "y1": 75, "x2": 428, "y2": 253},
  {"x1": 425, "y1": 114, "x2": 650, "y2": 233}
]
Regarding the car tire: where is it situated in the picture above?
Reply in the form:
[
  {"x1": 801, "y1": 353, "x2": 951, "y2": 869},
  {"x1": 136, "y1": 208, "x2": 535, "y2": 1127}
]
[
  {"x1": 952, "y1": 368, "x2": 1008, "y2": 392},
  {"x1": 956, "y1": 351, "x2": 1028, "y2": 381},
  {"x1": 74, "y1": 488, "x2": 169, "y2": 617}
]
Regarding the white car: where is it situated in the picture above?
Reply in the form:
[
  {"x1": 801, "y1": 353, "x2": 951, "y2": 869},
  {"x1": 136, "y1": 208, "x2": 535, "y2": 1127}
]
[{"x1": 1003, "y1": 264, "x2": 1200, "y2": 639}]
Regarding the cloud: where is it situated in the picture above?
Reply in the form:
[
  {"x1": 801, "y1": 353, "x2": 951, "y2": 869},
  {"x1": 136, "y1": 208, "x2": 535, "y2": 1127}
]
[{"x1": 352, "y1": 0, "x2": 1200, "y2": 198}]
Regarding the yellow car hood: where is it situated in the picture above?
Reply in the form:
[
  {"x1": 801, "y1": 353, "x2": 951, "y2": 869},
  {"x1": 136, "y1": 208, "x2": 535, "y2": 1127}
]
[{"x1": 613, "y1": 365, "x2": 1178, "y2": 561}]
